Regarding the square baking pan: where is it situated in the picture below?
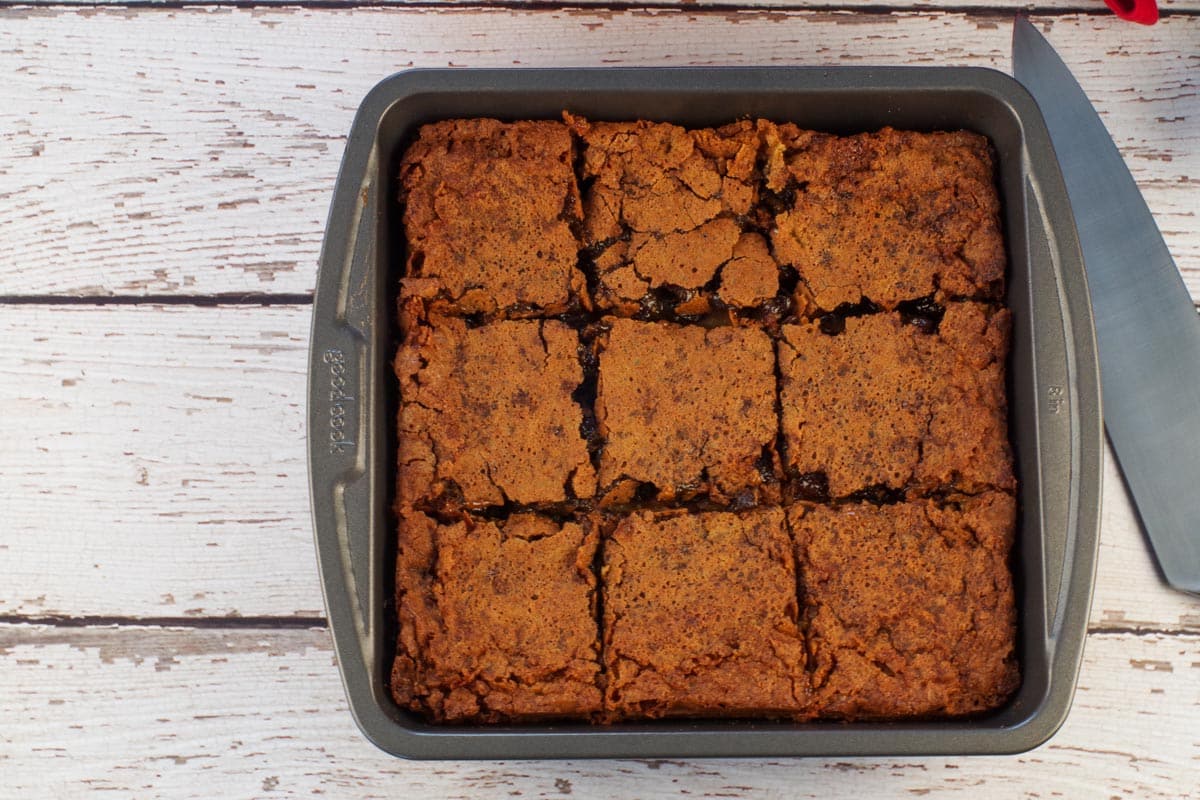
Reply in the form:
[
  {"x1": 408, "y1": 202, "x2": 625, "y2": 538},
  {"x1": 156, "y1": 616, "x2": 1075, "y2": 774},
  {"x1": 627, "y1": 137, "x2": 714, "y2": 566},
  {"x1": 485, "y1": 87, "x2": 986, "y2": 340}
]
[{"x1": 308, "y1": 67, "x2": 1102, "y2": 759}]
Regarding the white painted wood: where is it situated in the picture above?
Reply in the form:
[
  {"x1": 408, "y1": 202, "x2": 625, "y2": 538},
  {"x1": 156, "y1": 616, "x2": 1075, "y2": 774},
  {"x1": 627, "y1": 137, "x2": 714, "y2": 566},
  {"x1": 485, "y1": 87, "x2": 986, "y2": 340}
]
[
  {"x1": 1093, "y1": 453, "x2": 1200, "y2": 632},
  {"x1": 2, "y1": 305, "x2": 1199, "y2": 631},
  {"x1": 1, "y1": 9, "x2": 1195, "y2": 298},
  {"x1": 0, "y1": 624, "x2": 1195, "y2": 797},
  {"x1": 25, "y1": 0, "x2": 1200, "y2": 10},
  {"x1": 1, "y1": 7, "x2": 1196, "y2": 795},
  {"x1": 0, "y1": 305, "x2": 320, "y2": 619}
]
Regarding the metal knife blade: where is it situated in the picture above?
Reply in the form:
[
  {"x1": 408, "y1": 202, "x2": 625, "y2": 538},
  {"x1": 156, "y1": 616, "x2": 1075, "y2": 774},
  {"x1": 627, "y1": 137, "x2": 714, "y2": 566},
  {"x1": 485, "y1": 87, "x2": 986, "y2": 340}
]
[{"x1": 1013, "y1": 16, "x2": 1200, "y2": 594}]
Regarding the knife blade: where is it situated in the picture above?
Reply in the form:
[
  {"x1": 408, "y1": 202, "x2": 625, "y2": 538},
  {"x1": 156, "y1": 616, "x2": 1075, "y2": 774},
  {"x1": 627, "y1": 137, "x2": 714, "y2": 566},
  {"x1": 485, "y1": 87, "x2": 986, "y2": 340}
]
[{"x1": 1013, "y1": 16, "x2": 1200, "y2": 595}]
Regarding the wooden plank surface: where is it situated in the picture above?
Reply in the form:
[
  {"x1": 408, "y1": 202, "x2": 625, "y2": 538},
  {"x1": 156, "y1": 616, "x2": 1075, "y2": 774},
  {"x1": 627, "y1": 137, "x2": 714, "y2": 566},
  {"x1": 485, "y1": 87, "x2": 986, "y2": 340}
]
[
  {"x1": 1, "y1": 624, "x2": 1196, "y2": 797},
  {"x1": 2, "y1": 7, "x2": 1197, "y2": 795},
  {"x1": 0, "y1": 305, "x2": 318, "y2": 620},
  {"x1": 21, "y1": 0, "x2": 1200, "y2": 9},
  {"x1": 1, "y1": 8, "x2": 1196, "y2": 299},
  {"x1": 2, "y1": 304, "x2": 1198, "y2": 632}
]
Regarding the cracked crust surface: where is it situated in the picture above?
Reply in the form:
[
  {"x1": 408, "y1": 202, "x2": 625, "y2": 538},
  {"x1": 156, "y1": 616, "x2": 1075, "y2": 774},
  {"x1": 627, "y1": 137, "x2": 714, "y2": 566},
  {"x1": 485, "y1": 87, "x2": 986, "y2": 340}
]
[
  {"x1": 778, "y1": 303, "x2": 1014, "y2": 498},
  {"x1": 765, "y1": 124, "x2": 1006, "y2": 311},
  {"x1": 391, "y1": 117, "x2": 1019, "y2": 726},
  {"x1": 571, "y1": 117, "x2": 778, "y2": 313},
  {"x1": 395, "y1": 305, "x2": 596, "y2": 508},
  {"x1": 595, "y1": 318, "x2": 778, "y2": 503},
  {"x1": 398, "y1": 119, "x2": 584, "y2": 315},
  {"x1": 789, "y1": 494, "x2": 1019, "y2": 718},
  {"x1": 602, "y1": 508, "x2": 809, "y2": 719},
  {"x1": 392, "y1": 511, "x2": 603, "y2": 722}
]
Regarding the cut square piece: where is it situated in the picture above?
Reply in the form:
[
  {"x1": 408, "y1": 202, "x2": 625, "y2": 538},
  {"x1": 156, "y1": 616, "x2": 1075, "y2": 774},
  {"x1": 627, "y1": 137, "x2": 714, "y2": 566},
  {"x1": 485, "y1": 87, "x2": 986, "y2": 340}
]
[
  {"x1": 789, "y1": 494, "x2": 1019, "y2": 718},
  {"x1": 778, "y1": 303, "x2": 1014, "y2": 498},
  {"x1": 392, "y1": 511, "x2": 602, "y2": 722},
  {"x1": 571, "y1": 117, "x2": 778, "y2": 315},
  {"x1": 395, "y1": 307, "x2": 595, "y2": 508},
  {"x1": 765, "y1": 124, "x2": 1005, "y2": 311},
  {"x1": 398, "y1": 119, "x2": 584, "y2": 316},
  {"x1": 602, "y1": 508, "x2": 808, "y2": 719},
  {"x1": 595, "y1": 318, "x2": 778, "y2": 503}
]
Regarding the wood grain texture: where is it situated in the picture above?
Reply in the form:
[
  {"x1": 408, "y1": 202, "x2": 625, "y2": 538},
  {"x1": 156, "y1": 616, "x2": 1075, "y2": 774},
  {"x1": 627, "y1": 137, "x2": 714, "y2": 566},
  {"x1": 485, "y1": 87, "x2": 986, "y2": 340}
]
[
  {"x1": 1093, "y1": 453, "x2": 1200, "y2": 633},
  {"x1": 1, "y1": 7, "x2": 1195, "y2": 796},
  {"x1": 22, "y1": 0, "x2": 1200, "y2": 9},
  {"x1": 0, "y1": 8, "x2": 1195, "y2": 299},
  {"x1": 1, "y1": 624, "x2": 1196, "y2": 797},
  {"x1": 0, "y1": 305, "x2": 318, "y2": 619},
  {"x1": 2, "y1": 304, "x2": 1199, "y2": 632}
]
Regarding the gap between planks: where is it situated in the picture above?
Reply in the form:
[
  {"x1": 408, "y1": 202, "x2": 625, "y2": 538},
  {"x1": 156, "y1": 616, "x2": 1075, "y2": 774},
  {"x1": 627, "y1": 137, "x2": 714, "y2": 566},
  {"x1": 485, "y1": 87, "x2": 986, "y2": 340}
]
[
  {"x1": 0, "y1": 614, "x2": 327, "y2": 630},
  {"x1": 7, "y1": 1, "x2": 1200, "y2": 16},
  {"x1": 0, "y1": 293, "x2": 313, "y2": 306}
]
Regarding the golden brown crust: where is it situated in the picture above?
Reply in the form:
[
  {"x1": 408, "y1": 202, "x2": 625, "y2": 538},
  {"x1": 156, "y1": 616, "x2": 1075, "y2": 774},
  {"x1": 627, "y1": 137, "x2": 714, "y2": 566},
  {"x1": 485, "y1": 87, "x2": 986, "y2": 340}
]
[
  {"x1": 571, "y1": 117, "x2": 776, "y2": 314},
  {"x1": 720, "y1": 232, "x2": 781, "y2": 308},
  {"x1": 602, "y1": 509, "x2": 809, "y2": 719},
  {"x1": 767, "y1": 126, "x2": 1006, "y2": 311},
  {"x1": 778, "y1": 303, "x2": 1014, "y2": 498},
  {"x1": 595, "y1": 318, "x2": 778, "y2": 504},
  {"x1": 392, "y1": 511, "x2": 603, "y2": 722},
  {"x1": 789, "y1": 494, "x2": 1020, "y2": 719},
  {"x1": 395, "y1": 306, "x2": 595, "y2": 508},
  {"x1": 399, "y1": 119, "x2": 585, "y2": 315},
  {"x1": 393, "y1": 117, "x2": 1018, "y2": 726}
]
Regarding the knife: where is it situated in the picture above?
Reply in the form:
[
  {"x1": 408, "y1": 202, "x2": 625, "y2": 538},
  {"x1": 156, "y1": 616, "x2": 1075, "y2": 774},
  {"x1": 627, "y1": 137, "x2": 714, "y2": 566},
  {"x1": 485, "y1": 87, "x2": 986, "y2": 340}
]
[{"x1": 1013, "y1": 16, "x2": 1200, "y2": 595}]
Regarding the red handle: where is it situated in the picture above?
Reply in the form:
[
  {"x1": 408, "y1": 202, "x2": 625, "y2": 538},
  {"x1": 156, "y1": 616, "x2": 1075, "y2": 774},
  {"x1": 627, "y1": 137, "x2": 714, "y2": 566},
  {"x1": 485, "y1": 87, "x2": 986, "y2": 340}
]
[{"x1": 1104, "y1": 0, "x2": 1160, "y2": 24}]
